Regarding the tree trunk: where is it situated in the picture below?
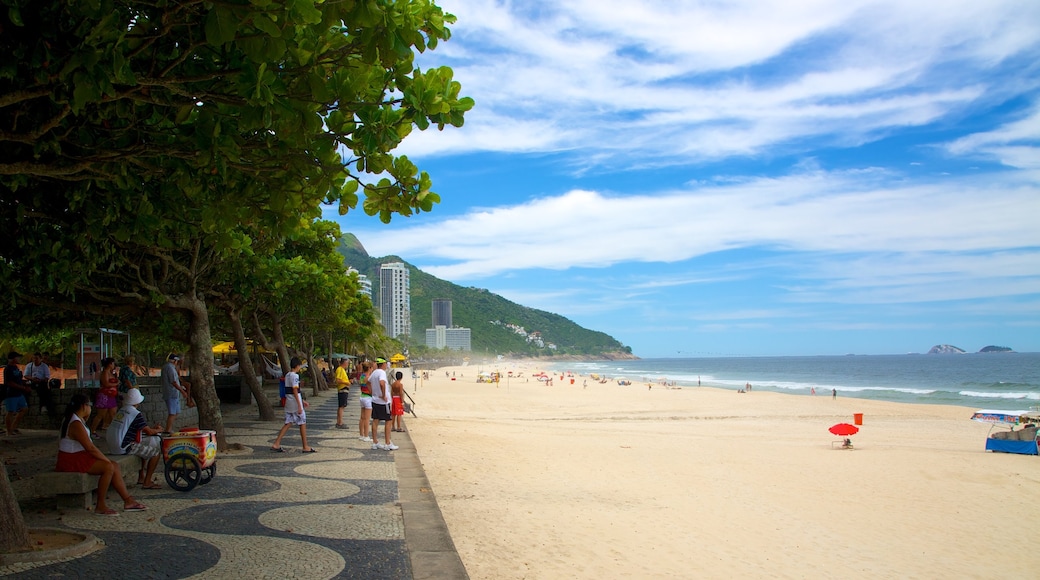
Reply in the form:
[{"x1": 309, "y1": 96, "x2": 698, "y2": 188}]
[
  {"x1": 229, "y1": 309, "x2": 274, "y2": 420},
  {"x1": 270, "y1": 315, "x2": 291, "y2": 374},
  {"x1": 184, "y1": 296, "x2": 227, "y2": 450},
  {"x1": 0, "y1": 464, "x2": 30, "y2": 554}
]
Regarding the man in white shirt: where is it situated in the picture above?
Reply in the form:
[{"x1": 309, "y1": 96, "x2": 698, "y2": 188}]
[
  {"x1": 368, "y1": 358, "x2": 397, "y2": 450},
  {"x1": 24, "y1": 351, "x2": 54, "y2": 414}
]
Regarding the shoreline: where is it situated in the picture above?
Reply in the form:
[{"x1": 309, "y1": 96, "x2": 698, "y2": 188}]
[{"x1": 406, "y1": 361, "x2": 1040, "y2": 578}]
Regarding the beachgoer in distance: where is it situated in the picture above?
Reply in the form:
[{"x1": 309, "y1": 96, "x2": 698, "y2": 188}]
[
  {"x1": 56, "y1": 393, "x2": 148, "y2": 515},
  {"x1": 334, "y1": 357, "x2": 351, "y2": 429},
  {"x1": 271, "y1": 357, "x2": 314, "y2": 452},
  {"x1": 369, "y1": 358, "x2": 398, "y2": 450},
  {"x1": 358, "y1": 361, "x2": 373, "y2": 442},
  {"x1": 161, "y1": 354, "x2": 191, "y2": 432},
  {"x1": 391, "y1": 371, "x2": 405, "y2": 432},
  {"x1": 106, "y1": 388, "x2": 164, "y2": 489},
  {"x1": 832, "y1": 388, "x2": 837, "y2": 400},
  {"x1": 25, "y1": 351, "x2": 55, "y2": 415},
  {"x1": 4, "y1": 351, "x2": 32, "y2": 435},
  {"x1": 89, "y1": 357, "x2": 119, "y2": 436}
]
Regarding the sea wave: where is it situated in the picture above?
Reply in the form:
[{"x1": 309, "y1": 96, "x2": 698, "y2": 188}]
[{"x1": 959, "y1": 390, "x2": 1040, "y2": 400}]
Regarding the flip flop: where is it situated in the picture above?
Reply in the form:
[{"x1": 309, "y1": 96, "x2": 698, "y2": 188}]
[
  {"x1": 302, "y1": 448, "x2": 317, "y2": 453},
  {"x1": 141, "y1": 482, "x2": 163, "y2": 490},
  {"x1": 95, "y1": 508, "x2": 120, "y2": 517},
  {"x1": 270, "y1": 447, "x2": 284, "y2": 452},
  {"x1": 124, "y1": 503, "x2": 148, "y2": 512}
]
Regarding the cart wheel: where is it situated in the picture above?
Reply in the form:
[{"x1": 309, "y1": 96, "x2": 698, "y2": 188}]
[
  {"x1": 200, "y1": 463, "x2": 216, "y2": 485},
  {"x1": 165, "y1": 453, "x2": 201, "y2": 492}
]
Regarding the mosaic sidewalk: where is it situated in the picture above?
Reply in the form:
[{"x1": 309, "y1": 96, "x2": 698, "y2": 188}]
[{"x1": 2, "y1": 390, "x2": 466, "y2": 579}]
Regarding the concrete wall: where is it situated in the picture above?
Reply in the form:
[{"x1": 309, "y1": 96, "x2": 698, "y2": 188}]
[{"x1": 17, "y1": 376, "x2": 198, "y2": 431}]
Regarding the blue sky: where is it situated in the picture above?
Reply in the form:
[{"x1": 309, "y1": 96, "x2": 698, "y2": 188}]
[{"x1": 335, "y1": 0, "x2": 1040, "y2": 358}]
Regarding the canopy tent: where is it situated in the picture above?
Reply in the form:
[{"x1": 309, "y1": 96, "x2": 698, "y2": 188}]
[
  {"x1": 390, "y1": 353, "x2": 407, "y2": 363},
  {"x1": 970, "y1": 410, "x2": 1040, "y2": 425},
  {"x1": 211, "y1": 341, "x2": 275, "y2": 355}
]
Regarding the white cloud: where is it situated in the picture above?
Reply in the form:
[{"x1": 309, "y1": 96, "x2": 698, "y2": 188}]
[
  {"x1": 353, "y1": 168, "x2": 1040, "y2": 278},
  {"x1": 945, "y1": 105, "x2": 1040, "y2": 168},
  {"x1": 407, "y1": 0, "x2": 1040, "y2": 164}
]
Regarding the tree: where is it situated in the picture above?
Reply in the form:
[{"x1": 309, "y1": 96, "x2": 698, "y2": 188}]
[{"x1": 1, "y1": 0, "x2": 470, "y2": 550}]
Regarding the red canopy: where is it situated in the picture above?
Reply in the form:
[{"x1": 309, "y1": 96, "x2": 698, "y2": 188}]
[{"x1": 829, "y1": 423, "x2": 859, "y2": 436}]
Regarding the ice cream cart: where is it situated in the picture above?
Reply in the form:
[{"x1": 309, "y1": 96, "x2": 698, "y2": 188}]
[{"x1": 162, "y1": 429, "x2": 218, "y2": 491}]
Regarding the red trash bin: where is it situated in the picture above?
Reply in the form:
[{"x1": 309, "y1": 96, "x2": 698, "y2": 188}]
[{"x1": 853, "y1": 413, "x2": 863, "y2": 425}]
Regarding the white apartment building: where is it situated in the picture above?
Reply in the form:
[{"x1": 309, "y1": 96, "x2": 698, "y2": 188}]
[
  {"x1": 379, "y1": 262, "x2": 411, "y2": 339},
  {"x1": 425, "y1": 325, "x2": 472, "y2": 351}
]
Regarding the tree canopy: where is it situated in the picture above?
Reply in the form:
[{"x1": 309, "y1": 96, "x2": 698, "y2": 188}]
[{"x1": 1, "y1": 0, "x2": 471, "y2": 550}]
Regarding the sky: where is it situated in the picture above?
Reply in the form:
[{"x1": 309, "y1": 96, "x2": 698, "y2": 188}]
[{"x1": 335, "y1": 0, "x2": 1040, "y2": 358}]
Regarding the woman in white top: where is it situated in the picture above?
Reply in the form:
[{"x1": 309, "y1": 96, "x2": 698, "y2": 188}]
[{"x1": 56, "y1": 393, "x2": 147, "y2": 516}]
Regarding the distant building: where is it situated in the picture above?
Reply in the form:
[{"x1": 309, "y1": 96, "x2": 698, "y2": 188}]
[
  {"x1": 346, "y1": 267, "x2": 372, "y2": 301},
  {"x1": 426, "y1": 325, "x2": 471, "y2": 351},
  {"x1": 379, "y1": 262, "x2": 411, "y2": 339},
  {"x1": 432, "y1": 299, "x2": 452, "y2": 328}
]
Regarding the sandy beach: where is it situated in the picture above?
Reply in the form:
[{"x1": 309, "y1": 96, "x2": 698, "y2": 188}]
[{"x1": 406, "y1": 362, "x2": 1040, "y2": 579}]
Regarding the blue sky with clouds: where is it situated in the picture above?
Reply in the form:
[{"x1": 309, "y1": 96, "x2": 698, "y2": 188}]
[{"x1": 336, "y1": 0, "x2": 1040, "y2": 358}]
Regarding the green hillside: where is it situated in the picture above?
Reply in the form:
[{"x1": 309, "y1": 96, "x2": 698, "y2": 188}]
[{"x1": 338, "y1": 234, "x2": 632, "y2": 358}]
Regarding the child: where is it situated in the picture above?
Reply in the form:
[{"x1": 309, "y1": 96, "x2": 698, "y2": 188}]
[
  {"x1": 391, "y1": 371, "x2": 405, "y2": 432},
  {"x1": 271, "y1": 357, "x2": 314, "y2": 453}
]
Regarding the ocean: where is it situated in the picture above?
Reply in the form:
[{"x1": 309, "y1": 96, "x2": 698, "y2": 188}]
[{"x1": 547, "y1": 353, "x2": 1040, "y2": 410}]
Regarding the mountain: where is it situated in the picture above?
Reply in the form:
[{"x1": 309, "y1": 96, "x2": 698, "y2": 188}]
[
  {"x1": 928, "y1": 344, "x2": 966, "y2": 354},
  {"x1": 338, "y1": 234, "x2": 634, "y2": 358}
]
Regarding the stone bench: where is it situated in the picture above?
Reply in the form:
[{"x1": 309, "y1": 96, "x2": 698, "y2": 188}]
[{"x1": 34, "y1": 454, "x2": 144, "y2": 509}]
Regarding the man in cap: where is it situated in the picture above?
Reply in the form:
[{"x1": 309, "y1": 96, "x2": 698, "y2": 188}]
[
  {"x1": 4, "y1": 351, "x2": 32, "y2": 435},
  {"x1": 161, "y1": 354, "x2": 191, "y2": 432},
  {"x1": 108, "y1": 388, "x2": 164, "y2": 488},
  {"x1": 369, "y1": 358, "x2": 398, "y2": 451}
]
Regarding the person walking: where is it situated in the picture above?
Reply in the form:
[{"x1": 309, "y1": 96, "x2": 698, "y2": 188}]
[
  {"x1": 334, "y1": 357, "x2": 351, "y2": 429},
  {"x1": 161, "y1": 354, "x2": 191, "y2": 432},
  {"x1": 369, "y1": 358, "x2": 397, "y2": 450},
  {"x1": 271, "y1": 357, "x2": 314, "y2": 453}
]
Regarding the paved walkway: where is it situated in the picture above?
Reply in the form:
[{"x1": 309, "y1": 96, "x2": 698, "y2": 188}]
[{"x1": 1, "y1": 389, "x2": 467, "y2": 579}]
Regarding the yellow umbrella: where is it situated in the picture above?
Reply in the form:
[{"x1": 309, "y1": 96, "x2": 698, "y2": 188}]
[{"x1": 390, "y1": 353, "x2": 408, "y2": 362}]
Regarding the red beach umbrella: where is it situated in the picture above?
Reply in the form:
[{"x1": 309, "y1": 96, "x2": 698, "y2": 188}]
[{"x1": 829, "y1": 423, "x2": 859, "y2": 436}]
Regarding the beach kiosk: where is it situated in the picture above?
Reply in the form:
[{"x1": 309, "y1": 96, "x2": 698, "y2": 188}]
[{"x1": 971, "y1": 410, "x2": 1040, "y2": 455}]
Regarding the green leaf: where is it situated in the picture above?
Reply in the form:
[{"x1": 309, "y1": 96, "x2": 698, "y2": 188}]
[{"x1": 204, "y1": 6, "x2": 238, "y2": 46}]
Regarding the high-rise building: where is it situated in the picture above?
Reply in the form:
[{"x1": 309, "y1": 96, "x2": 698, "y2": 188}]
[
  {"x1": 379, "y1": 262, "x2": 410, "y2": 338},
  {"x1": 432, "y1": 299, "x2": 452, "y2": 327}
]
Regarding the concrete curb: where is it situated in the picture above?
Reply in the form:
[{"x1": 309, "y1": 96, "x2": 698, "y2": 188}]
[
  {"x1": 0, "y1": 528, "x2": 101, "y2": 565},
  {"x1": 395, "y1": 429, "x2": 469, "y2": 580}
]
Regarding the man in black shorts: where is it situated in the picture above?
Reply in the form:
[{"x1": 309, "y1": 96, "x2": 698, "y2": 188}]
[{"x1": 369, "y1": 358, "x2": 397, "y2": 450}]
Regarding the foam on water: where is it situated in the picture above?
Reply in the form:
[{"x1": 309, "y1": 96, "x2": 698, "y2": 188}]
[{"x1": 548, "y1": 353, "x2": 1040, "y2": 408}]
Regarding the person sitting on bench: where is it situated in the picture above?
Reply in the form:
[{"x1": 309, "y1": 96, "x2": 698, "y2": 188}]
[
  {"x1": 107, "y1": 388, "x2": 164, "y2": 489},
  {"x1": 56, "y1": 393, "x2": 148, "y2": 516}
]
